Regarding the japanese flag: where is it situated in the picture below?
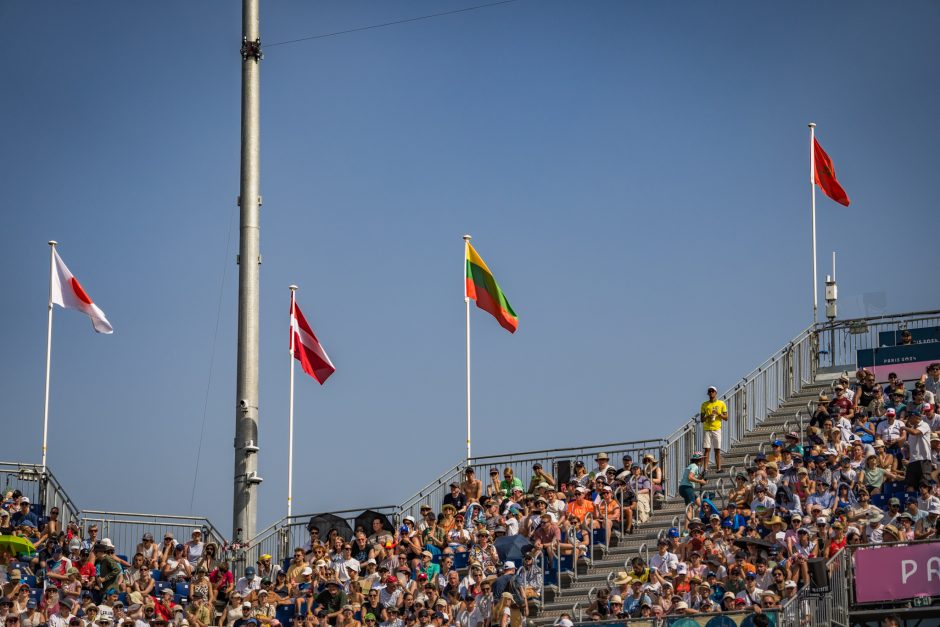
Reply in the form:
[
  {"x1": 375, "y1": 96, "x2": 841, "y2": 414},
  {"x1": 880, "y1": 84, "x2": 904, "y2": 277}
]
[{"x1": 50, "y1": 249, "x2": 113, "y2": 334}]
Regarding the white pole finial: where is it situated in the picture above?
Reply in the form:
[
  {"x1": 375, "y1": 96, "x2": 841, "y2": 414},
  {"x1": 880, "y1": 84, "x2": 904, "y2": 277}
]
[
  {"x1": 808, "y1": 122, "x2": 816, "y2": 128},
  {"x1": 463, "y1": 234, "x2": 472, "y2": 242},
  {"x1": 289, "y1": 284, "x2": 298, "y2": 292},
  {"x1": 49, "y1": 240, "x2": 58, "y2": 247}
]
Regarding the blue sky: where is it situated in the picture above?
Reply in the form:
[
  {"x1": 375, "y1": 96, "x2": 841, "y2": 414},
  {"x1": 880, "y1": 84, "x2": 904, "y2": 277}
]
[{"x1": 2, "y1": 1, "x2": 938, "y2": 536}]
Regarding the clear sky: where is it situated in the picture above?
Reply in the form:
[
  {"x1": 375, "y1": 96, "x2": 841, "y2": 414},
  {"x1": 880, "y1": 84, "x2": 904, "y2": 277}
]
[{"x1": 2, "y1": 1, "x2": 938, "y2": 537}]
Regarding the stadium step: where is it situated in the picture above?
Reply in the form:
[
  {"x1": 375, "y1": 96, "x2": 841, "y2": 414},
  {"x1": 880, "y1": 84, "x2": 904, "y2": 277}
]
[{"x1": 531, "y1": 379, "x2": 830, "y2": 618}]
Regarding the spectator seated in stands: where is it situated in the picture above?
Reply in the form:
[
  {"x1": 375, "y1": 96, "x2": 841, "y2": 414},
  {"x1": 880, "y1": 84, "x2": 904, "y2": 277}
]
[{"x1": 3, "y1": 368, "x2": 939, "y2": 627}]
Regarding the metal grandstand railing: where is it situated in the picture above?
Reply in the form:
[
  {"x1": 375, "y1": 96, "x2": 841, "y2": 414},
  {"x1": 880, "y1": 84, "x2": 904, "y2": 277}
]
[
  {"x1": 0, "y1": 462, "x2": 231, "y2": 564},
  {"x1": 815, "y1": 309, "x2": 940, "y2": 369},
  {"x1": 0, "y1": 462, "x2": 80, "y2": 527},
  {"x1": 241, "y1": 440, "x2": 667, "y2": 569},
  {"x1": 562, "y1": 610, "x2": 780, "y2": 626},
  {"x1": 661, "y1": 324, "x2": 817, "y2": 497},
  {"x1": 242, "y1": 506, "x2": 399, "y2": 571},
  {"x1": 778, "y1": 544, "x2": 850, "y2": 627},
  {"x1": 400, "y1": 439, "x2": 667, "y2": 521},
  {"x1": 660, "y1": 310, "x2": 940, "y2": 496},
  {"x1": 80, "y1": 511, "x2": 229, "y2": 561}
]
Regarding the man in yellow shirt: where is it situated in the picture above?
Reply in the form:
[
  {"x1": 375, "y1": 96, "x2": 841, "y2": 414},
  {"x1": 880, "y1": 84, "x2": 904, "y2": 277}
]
[{"x1": 700, "y1": 386, "x2": 728, "y2": 472}]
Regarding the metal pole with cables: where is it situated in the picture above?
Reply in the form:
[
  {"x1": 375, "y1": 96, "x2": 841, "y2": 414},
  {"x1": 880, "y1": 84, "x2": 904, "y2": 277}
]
[{"x1": 234, "y1": 0, "x2": 263, "y2": 542}]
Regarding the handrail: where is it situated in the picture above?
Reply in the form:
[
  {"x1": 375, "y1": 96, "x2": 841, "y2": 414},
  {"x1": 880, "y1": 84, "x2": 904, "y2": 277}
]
[
  {"x1": 826, "y1": 308, "x2": 940, "y2": 326},
  {"x1": 538, "y1": 550, "x2": 546, "y2": 610},
  {"x1": 0, "y1": 463, "x2": 81, "y2": 527},
  {"x1": 81, "y1": 510, "x2": 220, "y2": 521},
  {"x1": 572, "y1": 601, "x2": 583, "y2": 623},
  {"x1": 470, "y1": 438, "x2": 666, "y2": 461}
]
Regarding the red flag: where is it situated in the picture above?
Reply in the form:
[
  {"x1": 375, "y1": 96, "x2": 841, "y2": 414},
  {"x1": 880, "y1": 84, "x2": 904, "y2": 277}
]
[
  {"x1": 290, "y1": 299, "x2": 335, "y2": 384},
  {"x1": 813, "y1": 137, "x2": 850, "y2": 206}
]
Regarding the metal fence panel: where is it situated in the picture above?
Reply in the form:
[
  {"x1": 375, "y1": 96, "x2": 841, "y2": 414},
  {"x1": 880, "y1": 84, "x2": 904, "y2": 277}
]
[
  {"x1": 0, "y1": 463, "x2": 80, "y2": 528},
  {"x1": 80, "y1": 511, "x2": 228, "y2": 561}
]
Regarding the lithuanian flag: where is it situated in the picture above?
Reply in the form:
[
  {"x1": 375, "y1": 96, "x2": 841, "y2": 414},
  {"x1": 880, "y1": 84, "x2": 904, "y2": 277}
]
[{"x1": 465, "y1": 242, "x2": 518, "y2": 333}]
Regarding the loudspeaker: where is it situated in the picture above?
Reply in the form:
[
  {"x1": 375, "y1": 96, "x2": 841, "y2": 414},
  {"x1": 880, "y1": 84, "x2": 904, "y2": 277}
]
[
  {"x1": 807, "y1": 558, "x2": 830, "y2": 592},
  {"x1": 556, "y1": 460, "x2": 571, "y2": 486}
]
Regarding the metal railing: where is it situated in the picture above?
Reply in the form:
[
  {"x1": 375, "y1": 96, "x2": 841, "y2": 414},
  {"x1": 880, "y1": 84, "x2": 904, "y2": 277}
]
[
  {"x1": 560, "y1": 611, "x2": 780, "y2": 626},
  {"x1": 661, "y1": 324, "x2": 818, "y2": 497},
  {"x1": 80, "y1": 511, "x2": 229, "y2": 560},
  {"x1": 241, "y1": 506, "x2": 399, "y2": 570},
  {"x1": 815, "y1": 309, "x2": 940, "y2": 370},
  {"x1": 243, "y1": 439, "x2": 665, "y2": 569},
  {"x1": 778, "y1": 546, "x2": 849, "y2": 627},
  {"x1": 0, "y1": 462, "x2": 81, "y2": 528}
]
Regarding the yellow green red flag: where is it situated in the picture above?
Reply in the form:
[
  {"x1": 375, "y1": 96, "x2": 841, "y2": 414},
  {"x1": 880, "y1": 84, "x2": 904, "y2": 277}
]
[{"x1": 465, "y1": 243, "x2": 518, "y2": 333}]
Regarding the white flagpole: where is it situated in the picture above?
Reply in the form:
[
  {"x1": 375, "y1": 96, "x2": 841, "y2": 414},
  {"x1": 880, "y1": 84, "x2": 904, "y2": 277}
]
[
  {"x1": 41, "y1": 241, "x2": 58, "y2": 474},
  {"x1": 463, "y1": 234, "x2": 472, "y2": 463},
  {"x1": 288, "y1": 284, "x2": 298, "y2": 520},
  {"x1": 809, "y1": 122, "x2": 818, "y2": 325}
]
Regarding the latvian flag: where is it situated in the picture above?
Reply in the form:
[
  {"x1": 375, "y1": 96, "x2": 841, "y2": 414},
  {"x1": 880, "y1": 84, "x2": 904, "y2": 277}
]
[{"x1": 290, "y1": 298, "x2": 335, "y2": 384}]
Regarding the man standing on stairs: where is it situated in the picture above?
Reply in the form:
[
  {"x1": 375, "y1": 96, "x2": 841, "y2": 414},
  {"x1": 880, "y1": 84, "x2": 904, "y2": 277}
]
[{"x1": 700, "y1": 386, "x2": 728, "y2": 472}]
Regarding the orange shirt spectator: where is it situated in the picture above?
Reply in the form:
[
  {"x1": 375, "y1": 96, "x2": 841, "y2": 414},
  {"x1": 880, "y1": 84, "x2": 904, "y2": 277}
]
[{"x1": 567, "y1": 490, "x2": 593, "y2": 523}]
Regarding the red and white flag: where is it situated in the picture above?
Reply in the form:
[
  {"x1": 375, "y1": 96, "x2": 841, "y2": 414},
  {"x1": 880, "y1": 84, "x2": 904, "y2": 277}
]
[
  {"x1": 290, "y1": 299, "x2": 335, "y2": 384},
  {"x1": 50, "y1": 249, "x2": 113, "y2": 334}
]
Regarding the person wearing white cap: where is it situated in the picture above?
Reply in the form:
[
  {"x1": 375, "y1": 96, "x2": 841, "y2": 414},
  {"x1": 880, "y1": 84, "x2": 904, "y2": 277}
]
[
  {"x1": 700, "y1": 386, "x2": 728, "y2": 472},
  {"x1": 10, "y1": 497, "x2": 38, "y2": 529},
  {"x1": 493, "y1": 561, "x2": 527, "y2": 622}
]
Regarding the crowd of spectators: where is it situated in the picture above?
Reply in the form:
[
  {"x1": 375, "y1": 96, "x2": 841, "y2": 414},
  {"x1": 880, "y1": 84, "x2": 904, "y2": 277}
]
[
  {"x1": 2, "y1": 365, "x2": 939, "y2": 627},
  {"x1": 627, "y1": 366, "x2": 940, "y2": 621},
  {"x1": 0, "y1": 453, "x2": 667, "y2": 627}
]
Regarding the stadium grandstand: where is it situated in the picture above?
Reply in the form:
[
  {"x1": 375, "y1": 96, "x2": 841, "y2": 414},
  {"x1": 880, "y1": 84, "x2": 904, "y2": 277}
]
[{"x1": 3, "y1": 310, "x2": 940, "y2": 627}]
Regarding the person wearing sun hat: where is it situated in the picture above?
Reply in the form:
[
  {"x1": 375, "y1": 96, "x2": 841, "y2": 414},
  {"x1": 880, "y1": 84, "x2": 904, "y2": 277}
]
[{"x1": 679, "y1": 452, "x2": 707, "y2": 506}]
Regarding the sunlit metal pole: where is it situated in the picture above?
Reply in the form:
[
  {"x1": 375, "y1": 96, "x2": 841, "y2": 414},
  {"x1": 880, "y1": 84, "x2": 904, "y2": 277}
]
[{"x1": 234, "y1": 0, "x2": 262, "y2": 542}]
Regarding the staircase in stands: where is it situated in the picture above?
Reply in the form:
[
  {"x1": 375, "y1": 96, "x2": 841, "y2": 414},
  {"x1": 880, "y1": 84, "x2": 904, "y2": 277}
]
[{"x1": 531, "y1": 379, "x2": 833, "y2": 624}]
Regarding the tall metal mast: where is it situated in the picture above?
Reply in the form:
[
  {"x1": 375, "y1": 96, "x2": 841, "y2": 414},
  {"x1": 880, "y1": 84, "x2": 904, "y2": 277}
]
[{"x1": 233, "y1": 0, "x2": 262, "y2": 542}]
